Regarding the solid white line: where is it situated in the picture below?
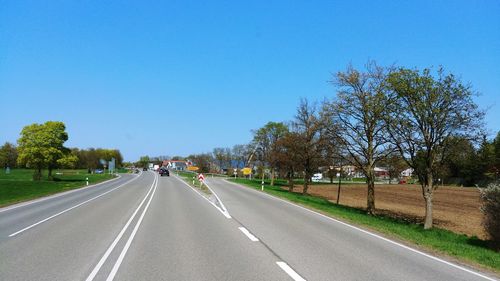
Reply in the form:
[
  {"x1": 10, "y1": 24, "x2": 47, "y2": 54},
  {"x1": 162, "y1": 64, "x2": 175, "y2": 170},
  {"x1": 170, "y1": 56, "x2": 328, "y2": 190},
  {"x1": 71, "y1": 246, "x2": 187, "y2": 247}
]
[
  {"x1": 172, "y1": 174, "x2": 231, "y2": 219},
  {"x1": 224, "y1": 180, "x2": 497, "y2": 281},
  {"x1": 238, "y1": 227, "x2": 259, "y2": 242},
  {"x1": 203, "y1": 180, "x2": 230, "y2": 215},
  {"x1": 276, "y1": 261, "x2": 306, "y2": 281},
  {"x1": 0, "y1": 173, "x2": 129, "y2": 213},
  {"x1": 8, "y1": 175, "x2": 141, "y2": 237},
  {"x1": 105, "y1": 173, "x2": 158, "y2": 281},
  {"x1": 85, "y1": 172, "x2": 157, "y2": 281}
]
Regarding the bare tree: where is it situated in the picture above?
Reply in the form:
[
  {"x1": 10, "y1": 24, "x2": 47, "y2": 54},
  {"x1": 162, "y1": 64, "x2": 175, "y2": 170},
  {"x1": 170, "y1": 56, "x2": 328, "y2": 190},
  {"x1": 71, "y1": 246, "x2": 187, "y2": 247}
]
[
  {"x1": 385, "y1": 67, "x2": 484, "y2": 229},
  {"x1": 212, "y1": 148, "x2": 226, "y2": 172},
  {"x1": 231, "y1": 144, "x2": 248, "y2": 169},
  {"x1": 292, "y1": 99, "x2": 327, "y2": 194},
  {"x1": 252, "y1": 121, "x2": 289, "y2": 185},
  {"x1": 323, "y1": 62, "x2": 392, "y2": 215},
  {"x1": 272, "y1": 132, "x2": 301, "y2": 191}
]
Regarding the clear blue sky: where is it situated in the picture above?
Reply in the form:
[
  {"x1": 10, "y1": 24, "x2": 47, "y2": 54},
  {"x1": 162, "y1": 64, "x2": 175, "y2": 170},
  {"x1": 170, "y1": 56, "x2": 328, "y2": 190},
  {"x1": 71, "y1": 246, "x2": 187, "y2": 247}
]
[{"x1": 1, "y1": 0, "x2": 499, "y2": 161}]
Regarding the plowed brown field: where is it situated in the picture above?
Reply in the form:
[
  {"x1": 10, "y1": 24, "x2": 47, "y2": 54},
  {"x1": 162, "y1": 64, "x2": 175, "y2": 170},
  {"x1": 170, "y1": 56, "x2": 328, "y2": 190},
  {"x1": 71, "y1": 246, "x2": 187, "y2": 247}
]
[{"x1": 288, "y1": 183, "x2": 485, "y2": 238}]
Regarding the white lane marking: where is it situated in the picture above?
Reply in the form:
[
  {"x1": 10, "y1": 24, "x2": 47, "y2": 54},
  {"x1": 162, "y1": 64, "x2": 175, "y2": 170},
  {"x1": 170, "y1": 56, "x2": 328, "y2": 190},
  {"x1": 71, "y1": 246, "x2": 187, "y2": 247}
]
[
  {"x1": 173, "y1": 175, "x2": 231, "y2": 219},
  {"x1": 8, "y1": 175, "x2": 141, "y2": 237},
  {"x1": 0, "y1": 173, "x2": 133, "y2": 213},
  {"x1": 203, "y1": 180, "x2": 230, "y2": 216},
  {"x1": 238, "y1": 227, "x2": 259, "y2": 242},
  {"x1": 105, "y1": 172, "x2": 158, "y2": 281},
  {"x1": 85, "y1": 172, "x2": 157, "y2": 281},
  {"x1": 276, "y1": 262, "x2": 306, "y2": 281},
  {"x1": 224, "y1": 180, "x2": 497, "y2": 281}
]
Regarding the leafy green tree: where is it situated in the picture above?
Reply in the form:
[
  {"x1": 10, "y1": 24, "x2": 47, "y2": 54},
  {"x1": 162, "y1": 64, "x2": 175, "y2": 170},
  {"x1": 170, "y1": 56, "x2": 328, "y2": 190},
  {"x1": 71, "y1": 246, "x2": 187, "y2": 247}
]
[
  {"x1": 57, "y1": 153, "x2": 79, "y2": 169},
  {"x1": 17, "y1": 121, "x2": 69, "y2": 181},
  {"x1": 138, "y1": 156, "x2": 150, "y2": 168},
  {"x1": 0, "y1": 142, "x2": 18, "y2": 169},
  {"x1": 385, "y1": 67, "x2": 484, "y2": 229}
]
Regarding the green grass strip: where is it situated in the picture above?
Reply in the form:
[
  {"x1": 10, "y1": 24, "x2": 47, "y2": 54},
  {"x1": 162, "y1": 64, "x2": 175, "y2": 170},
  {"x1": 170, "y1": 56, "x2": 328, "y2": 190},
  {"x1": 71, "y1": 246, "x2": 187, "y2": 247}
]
[
  {"x1": 230, "y1": 178, "x2": 500, "y2": 272},
  {"x1": 0, "y1": 169, "x2": 116, "y2": 207}
]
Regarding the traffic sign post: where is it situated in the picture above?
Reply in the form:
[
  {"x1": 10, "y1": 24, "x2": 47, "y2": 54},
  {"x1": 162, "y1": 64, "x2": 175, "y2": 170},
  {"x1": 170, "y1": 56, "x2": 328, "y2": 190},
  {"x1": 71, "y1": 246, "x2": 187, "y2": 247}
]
[{"x1": 198, "y1": 173, "x2": 205, "y2": 188}]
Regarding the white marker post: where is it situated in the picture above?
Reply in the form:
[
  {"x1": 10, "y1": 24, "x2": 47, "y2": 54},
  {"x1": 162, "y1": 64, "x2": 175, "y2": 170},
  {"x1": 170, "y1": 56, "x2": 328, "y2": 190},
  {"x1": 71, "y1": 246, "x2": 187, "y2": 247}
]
[
  {"x1": 261, "y1": 181, "x2": 264, "y2": 191},
  {"x1": 86, "y1": 177, "x2": 89, "y2": 186}
]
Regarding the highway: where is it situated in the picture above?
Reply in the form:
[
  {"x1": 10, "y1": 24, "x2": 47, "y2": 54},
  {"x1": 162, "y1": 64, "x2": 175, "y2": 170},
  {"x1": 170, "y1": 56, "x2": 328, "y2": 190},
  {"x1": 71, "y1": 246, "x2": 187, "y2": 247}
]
[{"x1": 0, "y1": 171, "x2": 497, "y2": 281}]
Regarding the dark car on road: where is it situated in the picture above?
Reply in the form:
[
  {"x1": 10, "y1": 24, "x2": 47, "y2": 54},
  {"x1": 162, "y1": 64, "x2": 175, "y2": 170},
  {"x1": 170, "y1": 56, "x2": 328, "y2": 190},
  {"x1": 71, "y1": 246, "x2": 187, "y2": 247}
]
[{"x1": 159, "y1": 168, "x2": 170, "y2": 177}]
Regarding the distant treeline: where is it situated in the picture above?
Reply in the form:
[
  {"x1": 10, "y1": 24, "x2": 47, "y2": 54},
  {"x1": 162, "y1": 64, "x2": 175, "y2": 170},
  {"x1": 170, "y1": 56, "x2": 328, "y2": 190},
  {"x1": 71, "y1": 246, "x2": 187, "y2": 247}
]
[{"x1": 0, "y1": 143, "x2": 123, "y2": 171}]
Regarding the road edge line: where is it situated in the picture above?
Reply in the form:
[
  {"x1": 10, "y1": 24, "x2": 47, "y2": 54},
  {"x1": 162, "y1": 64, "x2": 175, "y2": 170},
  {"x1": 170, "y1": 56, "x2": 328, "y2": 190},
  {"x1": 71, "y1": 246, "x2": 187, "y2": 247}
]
[
  {"x1": 223, "y1": 179, "x2": 498, "y2": 281},
  {"x1": 0, "y1": 172, "x2": 137, "y2": 213},
  {"x1": 172, "y1": 174, "x2": 231, "y2": 219},
  {"x1": 8, "y1": 173, "x2": 141, "y2": 237}
]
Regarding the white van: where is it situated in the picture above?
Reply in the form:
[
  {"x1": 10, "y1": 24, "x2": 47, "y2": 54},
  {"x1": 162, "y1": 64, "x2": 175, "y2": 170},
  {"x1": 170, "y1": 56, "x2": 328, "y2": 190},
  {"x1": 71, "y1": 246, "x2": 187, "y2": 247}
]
[{"x1": 311, "y1": 173, "x2": 323, "y2": 182}]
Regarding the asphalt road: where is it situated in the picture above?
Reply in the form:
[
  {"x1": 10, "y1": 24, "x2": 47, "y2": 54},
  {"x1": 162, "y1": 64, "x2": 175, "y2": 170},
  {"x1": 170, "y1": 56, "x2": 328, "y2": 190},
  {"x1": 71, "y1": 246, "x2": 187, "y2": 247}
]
[{"x1": 0, "y1": 171, "x2": 497, "y2": 280}]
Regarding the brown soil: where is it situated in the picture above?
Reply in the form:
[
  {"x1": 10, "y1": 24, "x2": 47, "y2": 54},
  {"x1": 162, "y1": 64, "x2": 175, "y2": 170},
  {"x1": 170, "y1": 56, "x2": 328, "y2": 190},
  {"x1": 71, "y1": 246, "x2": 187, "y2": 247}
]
[{"x1": 288, "y1": 183, "x2": 486, "y2": 239}]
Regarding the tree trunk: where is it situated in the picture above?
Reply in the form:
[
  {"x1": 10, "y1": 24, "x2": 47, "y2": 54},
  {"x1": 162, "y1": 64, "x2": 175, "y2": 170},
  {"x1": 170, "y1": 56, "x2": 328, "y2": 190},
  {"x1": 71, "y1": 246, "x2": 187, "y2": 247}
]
[
  {"x1": 288, "y1": 174, "x2": 294, "y2": 192},
  {"x1": 302, "y1": 174, "x2": 309, "y2": 194},
  {"x1": 48, "y1": 167, "x2": 53, "y2": 181},
  {"x1": 366, "y1": 173, "x2": 375, "y2": 215},
  {"x1": 33, "y1": 167, "x2": 42, "y2": 181},
  {"x1": 270, "y1": 168, "x2": 275, "y2": 186},
  {"x1": 422, "y1": 172, "x2": 434, "y2": 229}
]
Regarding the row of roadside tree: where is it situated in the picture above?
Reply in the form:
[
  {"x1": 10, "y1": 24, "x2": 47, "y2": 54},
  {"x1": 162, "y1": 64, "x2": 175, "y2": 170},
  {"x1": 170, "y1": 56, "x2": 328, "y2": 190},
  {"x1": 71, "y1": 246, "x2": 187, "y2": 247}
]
[{"x1": 175, "y1": 62, "x2": 499, "y2": 231}]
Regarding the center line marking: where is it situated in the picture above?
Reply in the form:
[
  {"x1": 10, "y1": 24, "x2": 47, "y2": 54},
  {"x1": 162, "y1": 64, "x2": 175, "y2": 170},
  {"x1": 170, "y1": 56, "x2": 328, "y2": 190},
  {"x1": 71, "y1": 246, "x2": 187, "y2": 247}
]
[
  {"x1": 105, "y1": 173, "x2": 158, "y2": 281},
  {"x1": 238, "y1": 227, "x2": 259, "y2": 242},
  {"x1": 276, "y1": 261, "x2": 306, "y2": 281},
  {"x1": 85, "y1": 172, "x2": 157, "y2": 281}
]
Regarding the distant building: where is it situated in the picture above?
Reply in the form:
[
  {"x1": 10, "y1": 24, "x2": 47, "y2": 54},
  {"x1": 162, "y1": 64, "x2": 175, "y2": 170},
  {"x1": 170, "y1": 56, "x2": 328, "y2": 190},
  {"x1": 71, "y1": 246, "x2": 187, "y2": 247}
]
[
  {"x1": 163, "y1": 160, "x2": 188, "y2": 171},
  {"x1": 401, "y1": 168, "x2": 414, "y2": 178}
]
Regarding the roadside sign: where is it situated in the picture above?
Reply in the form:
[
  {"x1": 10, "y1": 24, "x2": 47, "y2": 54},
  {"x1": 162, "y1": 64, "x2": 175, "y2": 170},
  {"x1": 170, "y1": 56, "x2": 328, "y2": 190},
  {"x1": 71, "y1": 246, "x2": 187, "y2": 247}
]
[
  {"x1": 188, "y1": 166, "x2": 199, "y2": 171},
  {"x1": 198, "y1": 173, "x2": 205, "y2": 181},
  {"x1": 242, "y1": 167, "x2": 252, "y2": 175}
]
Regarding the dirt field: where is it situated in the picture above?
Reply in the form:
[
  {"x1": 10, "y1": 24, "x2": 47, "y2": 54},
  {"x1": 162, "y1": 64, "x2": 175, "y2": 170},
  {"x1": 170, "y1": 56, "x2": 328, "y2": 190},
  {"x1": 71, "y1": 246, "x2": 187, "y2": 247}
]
[{"x1": 289, "y1": 183, "x2": 486, "y2": 239}]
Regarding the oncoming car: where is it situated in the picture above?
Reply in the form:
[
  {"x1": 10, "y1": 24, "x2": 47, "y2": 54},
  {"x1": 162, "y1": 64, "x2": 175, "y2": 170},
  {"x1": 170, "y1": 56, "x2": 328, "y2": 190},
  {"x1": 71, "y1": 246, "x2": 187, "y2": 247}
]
[{"x1": 159, "y1": 167, "x2": 170, "y2": 177}]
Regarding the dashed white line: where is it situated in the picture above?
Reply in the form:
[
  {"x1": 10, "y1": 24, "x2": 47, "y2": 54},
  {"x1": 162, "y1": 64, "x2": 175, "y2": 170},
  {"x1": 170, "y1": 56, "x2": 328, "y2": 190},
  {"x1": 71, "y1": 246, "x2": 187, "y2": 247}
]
[
  {"x1": 8, "y1": 175, "x2": 140, "y2": 237},
  {"x1": 224, "y1": 179, "x2": 497, "y2": 281},
  {"x1": 276, "y1": 261, "x2": 306, "y2": 281},
  {"x1": 105, "y1": 173, "x2": 158, "y2": 281},
  {"x1": 238, "y1": 227, "x2": 259, "y2": 242},
  {"x1": 85, "y1": 172, "x2": 157, "y2": 281}
]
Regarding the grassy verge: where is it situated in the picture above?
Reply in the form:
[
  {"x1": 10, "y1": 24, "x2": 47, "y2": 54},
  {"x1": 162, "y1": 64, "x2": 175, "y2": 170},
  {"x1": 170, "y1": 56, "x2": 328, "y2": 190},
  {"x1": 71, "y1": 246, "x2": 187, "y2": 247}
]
[
  {"x1": 230, "y1": 178, "x2": 500, "y2": 272},
  {"x1": 175, "y1": 170, "x2": 210, "y2": 194},
  {"x1": 0, "y1": 169, "x2": 116, "y2": 207}
]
